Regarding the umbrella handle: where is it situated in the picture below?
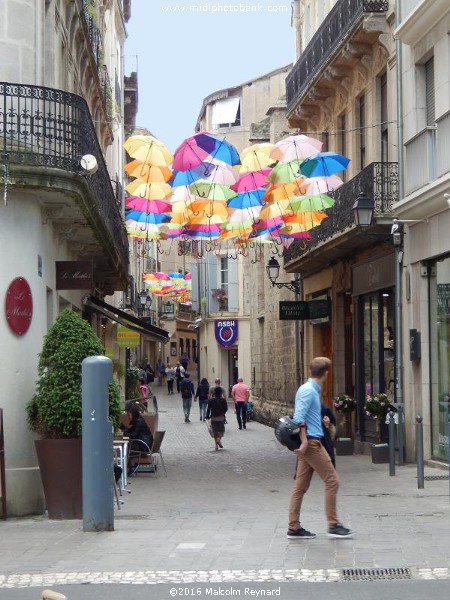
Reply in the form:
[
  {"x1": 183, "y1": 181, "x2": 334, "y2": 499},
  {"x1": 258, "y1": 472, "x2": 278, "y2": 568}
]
[{"x1": 156, "y1": 240, "x2": 165, "y2": 254}]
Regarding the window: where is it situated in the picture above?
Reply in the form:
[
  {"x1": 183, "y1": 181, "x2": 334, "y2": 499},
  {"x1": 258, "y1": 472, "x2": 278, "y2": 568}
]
[
  {"x1": 211, "y1": 97, "x2": 241, "y2": 129},
  {"x1": 322, "y1": 130, "x2": 329, "y2": 152},
  {"x1": 219, "y1": 257, "x2": 229, "y2": 311},
  {"x1": 380, "y1": 73, "x2": 389, "y2": 163},
  {"x1": 356, "y1": 95, "x2": 366, "y2": 170}
]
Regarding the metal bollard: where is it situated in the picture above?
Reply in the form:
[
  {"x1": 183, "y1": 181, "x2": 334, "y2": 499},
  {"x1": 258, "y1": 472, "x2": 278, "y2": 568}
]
[
  {"x1": 397, "y1": 404, "x2": 404, "y2": 465},
  {"x1": 416, "y1": 415, "x2": 424, "y2": 489},
  {"x1": 82, "y1": 356, "x2": 114, "y2": 532},
  {"x1": 388, "y1": 411, "x2": 396, "y2": 476}
]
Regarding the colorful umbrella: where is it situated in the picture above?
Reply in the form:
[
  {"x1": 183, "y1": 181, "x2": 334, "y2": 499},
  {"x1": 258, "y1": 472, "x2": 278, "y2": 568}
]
[
  {"x1": 188, "y1": 180, "x2": 237, "y2": 201},
  {"x1": 301, "y1": 175, "x2": 343, "y2": 195},
  {"x1": 123, "y1": 135, "x2": 174, "y2": 166},
  {"x1": 125, "y1": 197, "x2": 172, "y2": 213},
  {"x1": 231, "y1": 169, "x2": 271, "y2": 192},
  {"x1": 125, "y1": 180, "x2": 172, "y2": 199},
  {"x1": 227, "y1": 188, "x2": 265, "y2": 209},
  {"x1": 171, "y1": 162, "x2": 238, "y2": 187},
  {"x1": 239, "y1": 143, "x2": 275, "y2": 172},
  {"x1": 124, "y1": 160, "x2": 173, "y2": 183},
  {"x1": 173, "y1": 133, "x2": 240, "y2": 170},
  {"x1": 270, "y1": 134, "x2": 322, "y2": 162},
  {"x1": 269, "y1": 160, "x2": 304, "y2": 184},
  {"x1": 125, "y1": 211, "x2": 171, "y2": 224},
  {"x1": 300, "y1": 152, "x2": 350, "y2": 177},
  {"x1": 263, "y1": 179, "x2": 306, "y2": 202}
]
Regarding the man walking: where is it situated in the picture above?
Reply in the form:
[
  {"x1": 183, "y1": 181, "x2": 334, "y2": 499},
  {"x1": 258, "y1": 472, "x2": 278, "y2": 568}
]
[
  {"x1": 231, "y1": 377, "x2": 250, "y2": 430},
  {"x1": 180, "y1": 372, "x2": 195, "y2": 423},
  {"x1": 175, "y1": 362, "x2": 185, "y2": 393},
  {"x1": 287, "y1": 357, "x2": 353, "y2": 539}
]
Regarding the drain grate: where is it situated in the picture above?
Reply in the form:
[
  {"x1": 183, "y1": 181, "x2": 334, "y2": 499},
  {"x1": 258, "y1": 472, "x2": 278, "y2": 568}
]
[
  {"x1": 342, "y1": 567, "x2": 411, "y2": 581},
  {"x1": 424, "y1": 475, "x2": 449, "y2": 480}
]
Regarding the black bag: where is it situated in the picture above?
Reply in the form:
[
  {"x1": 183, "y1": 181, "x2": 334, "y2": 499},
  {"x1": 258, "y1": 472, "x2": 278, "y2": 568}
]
[{"x1": 180, "y1": 380, "x2": 191, "y2": 399}]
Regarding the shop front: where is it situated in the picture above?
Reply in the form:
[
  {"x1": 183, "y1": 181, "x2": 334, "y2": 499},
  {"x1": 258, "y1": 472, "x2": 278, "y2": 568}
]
[{"x1": 353, "y1": 252, "x2": 396, "y2": 443}]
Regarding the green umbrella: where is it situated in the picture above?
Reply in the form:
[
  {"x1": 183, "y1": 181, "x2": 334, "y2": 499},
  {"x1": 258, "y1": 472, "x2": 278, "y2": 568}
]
[
  {"x1": 289, "y1": 194, "x2": 335, "y2": 212},
  {"x1": 269, "y1": 160, "x2": 303, "y2": 184},
  {"x1": 188, "y1": 179, "x2": 237, "y2": 201}
]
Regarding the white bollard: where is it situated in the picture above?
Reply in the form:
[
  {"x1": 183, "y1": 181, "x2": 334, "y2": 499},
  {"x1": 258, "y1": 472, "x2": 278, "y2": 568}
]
[{"x1": 40, "y1": 590, "x2": 67, "y2": 600}]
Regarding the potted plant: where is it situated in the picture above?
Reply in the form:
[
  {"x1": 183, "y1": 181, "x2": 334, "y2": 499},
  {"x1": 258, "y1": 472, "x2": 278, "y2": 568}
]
[
  {"x1": 211, "y1": 288, "x2": 228, "y2": 311},
  {"x1": 333, "y1": 394, "x2": 356, "y2": 455},
  {"x1": 364, "y1": 392, "x2": 391, "y2": 463},
  {"x1": 26, "y1": 308, "x2": 121, "y2": 519}
]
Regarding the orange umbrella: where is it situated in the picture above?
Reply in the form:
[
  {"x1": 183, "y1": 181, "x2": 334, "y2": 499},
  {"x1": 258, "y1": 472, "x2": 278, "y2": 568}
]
[
  {"x1": 263, "y1": 179, "x2": 306, "y2": 202},
  {"x1": 125, "y1": 160, "x2": 173, "y2": 183}
]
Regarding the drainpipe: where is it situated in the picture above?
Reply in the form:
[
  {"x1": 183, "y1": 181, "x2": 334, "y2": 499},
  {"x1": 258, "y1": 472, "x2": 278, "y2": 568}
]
[{"x1": 294, "y1": 273, "x2": 302, "y2": 388}]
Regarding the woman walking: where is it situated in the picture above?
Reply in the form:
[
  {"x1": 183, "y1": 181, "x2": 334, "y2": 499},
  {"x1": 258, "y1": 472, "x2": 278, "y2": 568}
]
[
  {"x1": 206, "y1": 385, "x2": 228, "y2": 450},
  {"x1": 195, "y1": 377, "x2": 210, "y2": 421}
]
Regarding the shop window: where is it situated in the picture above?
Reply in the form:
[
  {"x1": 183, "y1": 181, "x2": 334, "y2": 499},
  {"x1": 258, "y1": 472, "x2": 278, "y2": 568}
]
[{"x1": 429, "y1": 256, "x2": 450, "y2": 461}]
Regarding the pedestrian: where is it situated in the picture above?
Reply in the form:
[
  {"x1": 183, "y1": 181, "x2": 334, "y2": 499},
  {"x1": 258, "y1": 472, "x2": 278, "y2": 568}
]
[
  {"x1": 209, "y1": 378, "x2": 226, "y2": 400},
  {"x1": 287, "y1": 356, "x2": 353, "y2": 539},
  {"x1": 180, "y1": 372, "x2": 195, "y2": 423},
  {"x1": 156, "y1": 358, "x2": 165, "y2": 386},
  {"x1": 138, "y1": 376, "x2": 149, "y2": 410},
  {"x1": 145, "y1": 363, "x2": 155, "y2": 385},
  {"x1": 195, "y1": 377, "x2": 210, "y2": 421},
  {"x1": 231, "y1": 377, "x2": 250, "y2": 430},
  {"x1": 206, "y1": 385, "x2": 228, "y2": 450},
  {"x1": 180, "y1": 352, "x2": 189, "y2": 371},
  {"x1": 166, "y1": 364, "x2": 175, "y2": 395},
  {"x1": 175, "y1": 362, "x2": 185, "y2": 392},
  {"x1": 321, "y1": 403, "x2": 336, "y2": 468}
]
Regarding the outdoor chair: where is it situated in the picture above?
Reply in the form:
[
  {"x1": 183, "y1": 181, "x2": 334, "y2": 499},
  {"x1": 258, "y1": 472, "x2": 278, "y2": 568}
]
[{"x1": 128, "y1": 430, "x2": 167, "y2": 477}]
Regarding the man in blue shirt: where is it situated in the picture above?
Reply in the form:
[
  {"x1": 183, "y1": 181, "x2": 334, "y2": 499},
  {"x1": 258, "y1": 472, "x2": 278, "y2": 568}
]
[{"x1": 287, "y1": 357, "x2": 353, "y2": 539}]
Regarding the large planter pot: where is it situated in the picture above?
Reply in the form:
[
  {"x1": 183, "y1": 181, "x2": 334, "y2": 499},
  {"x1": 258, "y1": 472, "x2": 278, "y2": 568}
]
[
  {"x1": 371, "y1": 443, "x2": 390, "y2": 464},
  {"x1": 335, "y1": 438, "x2": 354, "y2": 456},
  {"x1": 35, "y1": 438, "x2": 82, "y2": 519}
]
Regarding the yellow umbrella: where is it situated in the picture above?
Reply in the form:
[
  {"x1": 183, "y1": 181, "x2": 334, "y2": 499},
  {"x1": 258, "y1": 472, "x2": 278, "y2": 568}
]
[
  {"x1": 187, "y1": 200, "x2": 229, "y2": 219},
  {"x1": 239, "y1": 143, "x2": 275, "y2": 173},
  {"x1": 125, "y1": 180, "x2": 172, "y2": 199},
  {"x1": 124, "y1": 160, "x2": 173, "y2": 183},
  {"x1": 123, "y1": 135, "x2": 174, "y2": 166},
  {"x1": 263, "y1": 179, "x2": 306, "y2": 202}
]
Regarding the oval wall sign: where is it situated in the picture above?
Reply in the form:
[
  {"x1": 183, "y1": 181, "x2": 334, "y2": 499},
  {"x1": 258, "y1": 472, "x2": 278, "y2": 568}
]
[{"x1": 5, "y1": 277, "x2": 33, "y2": 336}]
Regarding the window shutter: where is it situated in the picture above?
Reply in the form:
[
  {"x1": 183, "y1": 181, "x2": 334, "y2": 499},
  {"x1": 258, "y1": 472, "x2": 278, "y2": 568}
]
[
  {"x1": 191, "y1": 261, "x2": 199, "y2": 313},
  {"x1": 425, "y1": 58, "x2": 435, "y2": 126},
  {"x1": 227, "y1": 259, "x2": 239, "y2": 312}
]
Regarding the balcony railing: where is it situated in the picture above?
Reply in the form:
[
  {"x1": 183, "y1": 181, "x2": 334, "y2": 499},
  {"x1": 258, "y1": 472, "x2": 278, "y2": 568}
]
[
  {"x1": 81, "y1": 0, "x2": 103, "y2": 71},
  {"x1": 285, "y1": 162, "x2": 398, "y2": 261},
  {"x1": 286, "y1": 0, "x2": 389, "y2": 112},
  {"x1": 0, "y1": 81, "x2": 128, "y2": 263}
]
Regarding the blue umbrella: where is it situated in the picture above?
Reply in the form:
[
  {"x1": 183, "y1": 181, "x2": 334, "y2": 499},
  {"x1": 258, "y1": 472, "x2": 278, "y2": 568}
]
[
  {"x1": 300, "y1": 152, "x2": 350, "y2": 177},
  {"x1": 171, "y1": 162, "x2": 219, "y2": 187},
  {"x1": 227, "y1": 188, "x2": 265, "y2": 209},
  {"x1": 125, "y1": 211, "x2": 170, "y2": 224}
]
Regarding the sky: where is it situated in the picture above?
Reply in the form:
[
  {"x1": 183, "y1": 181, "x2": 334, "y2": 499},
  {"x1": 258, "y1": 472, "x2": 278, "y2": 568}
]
[{"x1": 124, "y1": 0, "x2": 294, "y2": 154}]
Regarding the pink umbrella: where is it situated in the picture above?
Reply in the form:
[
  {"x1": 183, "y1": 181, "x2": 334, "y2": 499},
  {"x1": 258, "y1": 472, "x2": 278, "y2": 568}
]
[
  {"x1": 154, "y1": 272, "x2": 171, "y2": 280},
  {"x1": 184, "y1": 273, "x2": 192, "y2": 280},
  {"x1": 231, "y1": 169, "x2": 271, "y2": 192},
  {"x1": 270, "y1": 134, "x2": 323, "y2": 162},
  {"x1": 125, "y1": 197, "x2": 172, "y2": 213}
]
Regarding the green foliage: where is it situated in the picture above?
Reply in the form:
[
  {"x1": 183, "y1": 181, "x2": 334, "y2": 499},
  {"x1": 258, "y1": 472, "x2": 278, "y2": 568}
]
[
  {"x1": 364, "y1": 393, "x2": 390, "y2": 418},
  {"x1": 126, "y1": 366, "x2": 140, "y2": 400},
  {"x1": 26, "y1": 309, "x2": 121, "y2": 438}
]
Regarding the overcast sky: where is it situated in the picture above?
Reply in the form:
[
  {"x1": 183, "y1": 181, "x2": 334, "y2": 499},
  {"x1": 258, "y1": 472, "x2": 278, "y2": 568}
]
[{"x1": 124, "y1": 0, "x2": 294, "y2": 153}]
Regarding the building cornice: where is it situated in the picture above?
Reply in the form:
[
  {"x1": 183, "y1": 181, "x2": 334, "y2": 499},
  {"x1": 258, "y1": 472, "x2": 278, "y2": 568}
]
[{"x1": 394, "y1": 0, "x2": 450, "y2": 46}]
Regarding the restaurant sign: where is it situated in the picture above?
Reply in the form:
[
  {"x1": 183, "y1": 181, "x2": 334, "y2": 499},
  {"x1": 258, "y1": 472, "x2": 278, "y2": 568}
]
[
  {"x1": 56, "y1": 261, "x2": 93, "y2": 290},
  {"x1": 5, "y1": 277, "x2": 33, "y2": 336},
  {"x1": 117, "y1": 325, "x2": 140, "y2": 348},
  {"x1": 214, "y1": 319, "x2": 238, "y2": 348},
  {"x1": 279, "y1": 300, "x2": 330, "y2": 321}
]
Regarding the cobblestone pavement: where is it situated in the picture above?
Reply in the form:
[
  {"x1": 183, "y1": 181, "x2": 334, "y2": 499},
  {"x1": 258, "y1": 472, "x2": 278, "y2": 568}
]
[{"x1": 1, "y1": 387, "x2": 449, "y2": 589}]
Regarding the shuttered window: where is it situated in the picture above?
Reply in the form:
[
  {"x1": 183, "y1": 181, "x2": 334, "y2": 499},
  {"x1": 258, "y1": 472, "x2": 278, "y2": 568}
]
[{"x1": 425, "y1": 58, "x2": 435, "y2": 126}]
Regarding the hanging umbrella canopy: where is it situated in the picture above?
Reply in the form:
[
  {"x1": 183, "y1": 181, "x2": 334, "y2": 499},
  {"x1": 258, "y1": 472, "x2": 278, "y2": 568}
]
[
  {"x1": 169, "y1": 185, "x2": 194, "y2": 203},
  {"x1": 227, "y1": 188, "x2": 265, "y2": 209},
  {"x1": 301, "y1": 175, "x2": 343, "y2": 195},
  {"x1": 171, "y1": 161, "x2": 238, "y2": 187},
  {"x1": 231, "y1": 169, "x2": 271, "y2": 192},
  {"x1": 123, "y1": 135, "x2": 174, "y2": 166},
  {"x1": 125, "y1": 210, "x2": 171, "y2": 224},
  {"x1": 125, "y1": 197, "x2": 172, "y2": 213},
  {"x1": 124, "y1": 160, "x2": 173, "y2": 183},
  {"x1": 263, "y1": 179, "x2": 306, "y2": 202},
  {"x1": 269, "y1": 160, "x2": 304, "y2": 184},
  {"x1": 275, "y1": 194, "x2": 335, "y2": 213},
  {"x1": 270, "y1": 134, "x2": 322, "y2": 162},
  {"x1": 173, "y1": 133, "x2": 240, "y2": 170},
  {"x1": 282, "y1": 211, "x2": 328, "y2": 226},
  {"x1": 239, "y1": 143, "x2": 275, "y2": 173},
  {"x1": 187, "y1": 200, "x2": 229, "y2": 220},
  {"x1": 188, "y1": 180, "x2": 237, "y2": 201},
  {"x1": 125, "y1": 180, "x2": 172, "y2": 199},
  {"x1": 300, "y1": 152, "x2": 350, "y2": 177}
]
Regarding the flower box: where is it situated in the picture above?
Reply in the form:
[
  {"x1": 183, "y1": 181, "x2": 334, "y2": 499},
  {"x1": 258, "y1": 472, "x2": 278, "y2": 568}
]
[
  {"x1": 371, "y1": 443, "x2": 390, "y2": 464},
  {"x1": 335, "y1": 437, "x2": 354, "y2": 456}
]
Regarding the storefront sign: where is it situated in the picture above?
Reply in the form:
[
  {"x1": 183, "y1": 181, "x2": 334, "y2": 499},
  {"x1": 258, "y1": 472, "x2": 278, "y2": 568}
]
[
  {"x1": 117, "y1": 326, "x2": 140, "y2": 348},
  {"x1": 56, "y1": 261, "x2": 93, "y2": 290},
  {"x1": 214, "y1": 319, "x2": 238, "y2": 348},
  {"x1": 5, "y1": 277, "x2": 33, "y2": 336},
  {"x1": 279, "y1": 301, "x2": 308, "y2": 320},
  {"x1": 353, "y1": 253, "x2": 395, "y2": 295}
]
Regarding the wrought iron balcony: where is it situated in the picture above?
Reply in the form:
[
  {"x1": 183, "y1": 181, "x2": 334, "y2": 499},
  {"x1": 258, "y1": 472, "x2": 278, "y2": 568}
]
[
  {"x1": 81, "y1": 0, "x2": 103, "y2": 71},
  {"x1": 286, "y1": 0, "x2": 389, "y2": 113},
  {"x1": 284, "y1": 162, "x2": 398, "y2": 264},
  {"x1": 0, "y1": 81, "x2": 129, "y2": 290}
]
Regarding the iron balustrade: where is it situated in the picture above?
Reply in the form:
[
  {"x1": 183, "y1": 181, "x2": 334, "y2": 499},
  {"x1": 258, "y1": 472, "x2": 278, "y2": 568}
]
[
  {"x1": 0, "y1": 81, "x2": 128, "y2": 262},
  {"x1": 285, "y1": 162, "x2": 398, "y2": 261},
  {"x1": 81, "y1": 0, "x2": 103, "y2": 72},
  {"x1": 286, "y1": 0, "x2": 388, "y2": 112}
]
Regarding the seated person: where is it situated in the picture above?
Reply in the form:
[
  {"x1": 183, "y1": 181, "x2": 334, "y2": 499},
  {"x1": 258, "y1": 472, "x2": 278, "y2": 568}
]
[{"x1": 121, "y1": 403, "x2": 154, "y2": 475}]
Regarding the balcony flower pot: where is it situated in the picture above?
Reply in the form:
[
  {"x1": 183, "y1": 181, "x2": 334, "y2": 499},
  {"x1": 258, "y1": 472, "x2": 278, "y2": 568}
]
[{"x1": 26, "y1": 309, "x2": 121, "y2": 519}]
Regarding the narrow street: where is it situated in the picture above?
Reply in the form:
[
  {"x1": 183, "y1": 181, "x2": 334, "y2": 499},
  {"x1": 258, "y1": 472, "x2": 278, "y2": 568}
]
[{"x1": 1, "y1": 386, "x2": 449, "y2": 597}]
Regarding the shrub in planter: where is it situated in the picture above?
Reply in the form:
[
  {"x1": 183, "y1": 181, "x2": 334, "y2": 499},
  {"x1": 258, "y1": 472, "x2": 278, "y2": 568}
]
[{"x1": 26, "y1": 308, "x2": 121, "y2": 518}]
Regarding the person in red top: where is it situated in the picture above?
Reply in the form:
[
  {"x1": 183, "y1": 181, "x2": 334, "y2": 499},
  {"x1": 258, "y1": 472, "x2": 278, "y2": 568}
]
[{"x1": 231, "y1": 377, "x2": 250, "y2": 430}]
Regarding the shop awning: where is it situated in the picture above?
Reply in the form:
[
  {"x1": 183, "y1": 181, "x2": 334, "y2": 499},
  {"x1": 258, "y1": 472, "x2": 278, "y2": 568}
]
[{"x1": 84, "y1": 296, "x2": 169, "y2": 343}]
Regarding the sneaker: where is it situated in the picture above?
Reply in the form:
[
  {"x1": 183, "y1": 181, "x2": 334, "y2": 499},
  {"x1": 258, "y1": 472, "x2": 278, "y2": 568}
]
[
  {"x1": 286, "y1": 527, "x2": 316, "y2": 539},
  {"x1": 327, "y1": 523, "x2": 353, "y2": 538},
  {"x1": 217, "y1": 441, "x2": 223, "y2": 449}
]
